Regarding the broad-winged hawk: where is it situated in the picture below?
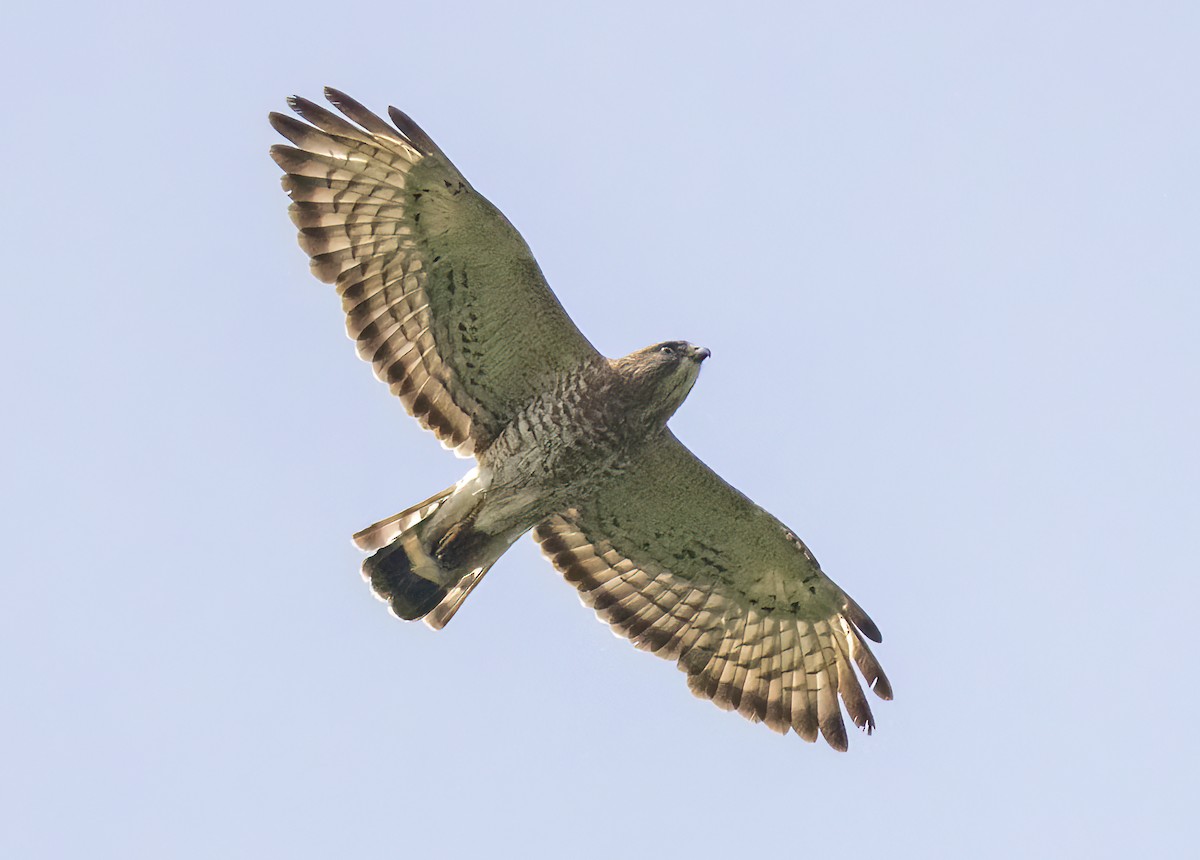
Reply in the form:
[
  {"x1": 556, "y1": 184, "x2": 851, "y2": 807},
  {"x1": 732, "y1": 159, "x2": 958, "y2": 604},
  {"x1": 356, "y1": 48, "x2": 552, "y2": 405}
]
[{"x1": 269, "y1": 89, "x2": 892, "y2": 749}]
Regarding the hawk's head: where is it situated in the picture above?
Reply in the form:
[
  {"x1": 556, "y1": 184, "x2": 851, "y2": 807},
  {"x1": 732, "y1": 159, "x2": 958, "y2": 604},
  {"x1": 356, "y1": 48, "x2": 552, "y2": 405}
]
[{"x1": 612, "y1": 341, "x2": 711, "y2": 427}]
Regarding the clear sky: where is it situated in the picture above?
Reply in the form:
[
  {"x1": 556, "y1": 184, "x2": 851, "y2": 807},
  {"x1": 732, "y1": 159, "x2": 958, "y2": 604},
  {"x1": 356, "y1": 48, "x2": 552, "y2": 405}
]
[{"x1": 4, "y1": 2, "x2": 1197, "y2": 857}]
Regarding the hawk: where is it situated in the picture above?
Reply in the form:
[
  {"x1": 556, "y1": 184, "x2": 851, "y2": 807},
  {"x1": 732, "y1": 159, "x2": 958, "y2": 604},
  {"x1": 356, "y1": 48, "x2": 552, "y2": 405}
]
[{"x1": 269, "y1": 89, "x2": 892, "y2": 748}]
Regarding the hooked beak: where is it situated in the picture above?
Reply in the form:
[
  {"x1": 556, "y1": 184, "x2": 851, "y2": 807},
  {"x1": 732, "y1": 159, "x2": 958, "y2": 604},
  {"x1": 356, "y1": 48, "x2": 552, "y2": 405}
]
[{"x1": 693, "y1": 346, "x2": 711, "y2": 362}]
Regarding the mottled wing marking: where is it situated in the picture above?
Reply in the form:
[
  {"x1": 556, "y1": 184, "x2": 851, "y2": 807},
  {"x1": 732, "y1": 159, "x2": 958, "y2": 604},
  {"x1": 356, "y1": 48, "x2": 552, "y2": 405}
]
[
  {"x1": 270, "y1": 89, "x2": 599, "y2": 455},
  {"x1": 533, "y1": 433, "x2": 892, "y2": 749}
]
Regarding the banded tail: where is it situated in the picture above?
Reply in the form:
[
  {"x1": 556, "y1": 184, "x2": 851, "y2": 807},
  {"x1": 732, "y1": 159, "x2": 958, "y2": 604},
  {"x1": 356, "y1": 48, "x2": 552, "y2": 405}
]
[{"x1": 356, "y1": 485, "x2": 514, "y2": 629}]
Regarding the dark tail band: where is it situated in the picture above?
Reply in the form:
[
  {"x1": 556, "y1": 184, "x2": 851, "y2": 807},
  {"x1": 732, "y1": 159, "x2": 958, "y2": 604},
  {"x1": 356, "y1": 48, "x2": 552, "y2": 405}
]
[{"x1": 362, "y1": 540, "x2": 448, "y2": 620}]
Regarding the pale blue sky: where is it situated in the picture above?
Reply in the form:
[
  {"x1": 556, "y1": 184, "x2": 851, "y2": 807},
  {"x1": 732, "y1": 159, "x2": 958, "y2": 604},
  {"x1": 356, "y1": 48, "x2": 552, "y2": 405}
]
[{"x1": 4, "y1": 2, "x2": 1197, "y2": 857}]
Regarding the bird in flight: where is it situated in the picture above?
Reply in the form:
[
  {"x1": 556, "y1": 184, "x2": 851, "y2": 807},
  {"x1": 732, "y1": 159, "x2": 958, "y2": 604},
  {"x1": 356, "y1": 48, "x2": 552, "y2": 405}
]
[{"x1": 269, "y1": 89, "x2": 892, "y2": 748}]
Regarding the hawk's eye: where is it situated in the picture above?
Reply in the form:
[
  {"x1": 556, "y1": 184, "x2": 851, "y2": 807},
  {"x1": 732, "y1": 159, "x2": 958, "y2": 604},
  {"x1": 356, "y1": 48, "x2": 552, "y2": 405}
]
[{"x1": 659, "y1": 345, "x2": 676, "y2": 356}]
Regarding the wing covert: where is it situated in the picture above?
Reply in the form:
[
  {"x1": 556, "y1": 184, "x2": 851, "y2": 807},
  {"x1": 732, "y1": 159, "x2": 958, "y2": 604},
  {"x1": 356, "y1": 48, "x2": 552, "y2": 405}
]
[
  {"x1": 533, "y1": 432, "x2": 892, "y2": 749},
  {"x1": 270, "y1": 89, "x2": 600, "y2": 456}
]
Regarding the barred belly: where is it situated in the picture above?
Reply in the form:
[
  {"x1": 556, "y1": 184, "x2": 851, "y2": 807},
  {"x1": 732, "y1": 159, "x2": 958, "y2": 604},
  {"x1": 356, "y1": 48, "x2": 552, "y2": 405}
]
[{"x1": 472, "y1": 367, "x2": 649, "y2": 533}]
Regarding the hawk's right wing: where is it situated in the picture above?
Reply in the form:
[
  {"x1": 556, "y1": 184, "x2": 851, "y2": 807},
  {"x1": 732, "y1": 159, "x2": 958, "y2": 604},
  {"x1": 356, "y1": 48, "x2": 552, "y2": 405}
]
[
  {"x1": 270, "y1": 89, "x2": 601, "y2": 457},
  {"x1": 534, "y1": 432, "x2": 892, "y2": 749}
]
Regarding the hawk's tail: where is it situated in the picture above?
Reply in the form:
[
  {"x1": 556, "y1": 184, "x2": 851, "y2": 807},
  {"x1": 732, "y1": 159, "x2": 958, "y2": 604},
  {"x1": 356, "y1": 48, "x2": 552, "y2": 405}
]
[
  {"x1": 355, "y1": 488, "x2": 512, "y2": 629},
  {"x1": 352, "y1": 486, "x2": 457, "y2": 551}
]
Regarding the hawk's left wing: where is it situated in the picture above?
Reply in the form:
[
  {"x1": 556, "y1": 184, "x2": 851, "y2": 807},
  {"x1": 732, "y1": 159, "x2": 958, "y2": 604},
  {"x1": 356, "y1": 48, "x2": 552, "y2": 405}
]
[
  {"x1": 269, "y1": 90, "x2": 601, "y2": 457},
  {"x1": 534, "y1": 432, "x2": 891, "y2": 749}
]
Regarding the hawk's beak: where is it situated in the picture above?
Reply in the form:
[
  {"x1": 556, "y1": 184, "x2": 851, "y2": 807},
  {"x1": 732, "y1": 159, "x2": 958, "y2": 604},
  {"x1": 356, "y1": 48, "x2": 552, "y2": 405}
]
[{"x1": 693, "y1": 346, "x2": 711, "y2": 362}]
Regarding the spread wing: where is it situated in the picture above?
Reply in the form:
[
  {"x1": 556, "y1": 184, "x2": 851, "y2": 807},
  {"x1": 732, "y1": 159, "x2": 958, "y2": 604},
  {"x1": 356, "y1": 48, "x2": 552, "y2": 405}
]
[
  {"x1": 533, "y1": 432, "x2": 892, "y2": 749},
  {"x1": 269, "y1": 89, "x2": 600, "y2": 456}
]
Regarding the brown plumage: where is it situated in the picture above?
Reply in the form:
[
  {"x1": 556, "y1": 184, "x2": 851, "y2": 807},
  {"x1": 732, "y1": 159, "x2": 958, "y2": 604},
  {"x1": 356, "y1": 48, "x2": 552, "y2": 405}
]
[{"x1": 270, "y1": 89, "x2": 892, "y2": 748}]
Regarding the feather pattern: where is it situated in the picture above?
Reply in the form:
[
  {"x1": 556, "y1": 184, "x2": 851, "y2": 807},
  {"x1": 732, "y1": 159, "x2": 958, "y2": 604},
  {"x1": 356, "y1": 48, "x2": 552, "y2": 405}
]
[
  {"x1": 533, "y1": 431, "x2": 892, "y2": 749},
  {"x1": 351, "y1": 485, "x2": 456, "y2": 551},
  {"x1": 270, "y1": 89, "x2": 599, "y2": 456}
]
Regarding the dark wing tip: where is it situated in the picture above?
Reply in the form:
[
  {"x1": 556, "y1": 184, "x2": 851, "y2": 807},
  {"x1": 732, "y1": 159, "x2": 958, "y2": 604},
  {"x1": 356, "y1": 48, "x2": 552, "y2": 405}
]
[
  {"x1": 268, "y1": 143, "x2": 295, "y2": 168},
  {"x1": 322, "y1": 87, "x2": 401, "y2": 139},
  {"x1": 323, "y1": 85, "x2": 350, "y2": 105},
  {"x1": 267, "y1": 111, "x2": 311, "y2": 145},
  {"x1": 268, "y1": 143, "x2": 310, "y2": 172},
  {"x1": 322, "y1": 86, "x2": 359, "y2": 115},
  {"x1": 286, "y1": 94, "x2": 321, "y2": 118},
  {"x1": 387, "y1": 105, "x2": 438, "y2": 155},
  {"x1": 821, "y1": 717, "x2": 850, "y2": 752},
  {"x1": 845, "y1": 595, "x2": 883, "y2": 643}
]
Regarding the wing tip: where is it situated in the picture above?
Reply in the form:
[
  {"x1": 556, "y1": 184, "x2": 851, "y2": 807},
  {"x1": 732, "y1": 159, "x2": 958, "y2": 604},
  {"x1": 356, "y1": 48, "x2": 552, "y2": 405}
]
[
  {"x1": 285, "y1": 94, "x2": 323, "y2": 120},
  {"x1": 844, "y1": 594, "x2": 883, "y2": 643},
  {"x1": 323, "y1": 85, "x2": 351, "y2": 106},
  {"x1": 387, "y1": 105, "x2": 438, "y2": 155}
]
